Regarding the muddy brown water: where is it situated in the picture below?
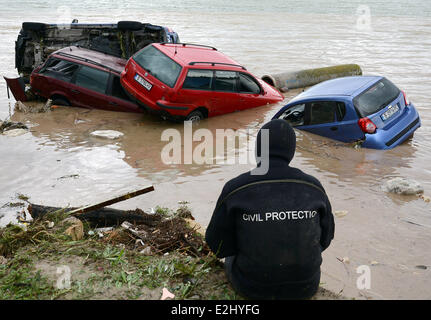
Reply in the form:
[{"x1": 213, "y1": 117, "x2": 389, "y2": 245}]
[{"x1": 1, "y1": 1, "x2": 431, "y2": 299}]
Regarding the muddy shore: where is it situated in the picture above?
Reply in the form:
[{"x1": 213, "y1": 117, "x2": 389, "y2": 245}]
[{"x1": 0, "y1": 203, "x2": 344, "y2": 300}]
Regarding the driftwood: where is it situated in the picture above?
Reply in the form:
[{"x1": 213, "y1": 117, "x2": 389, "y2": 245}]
[
  {"x1": 67, "y1": 185, "x2": 154, "y2": 216},
  {"x1": 28, "y1": 204, "x2": 161, "y2": 227},
  {"x1": 27, "y1": 186, "x2": 156, "y2": 227}
]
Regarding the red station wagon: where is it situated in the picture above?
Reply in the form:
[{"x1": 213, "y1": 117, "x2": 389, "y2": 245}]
[
  {"x1": 120, "y1": 43, "x2": 284, "y2": 121},
  {"x1": 30, "y1": 46, "x2": 143, "y2": 113}
]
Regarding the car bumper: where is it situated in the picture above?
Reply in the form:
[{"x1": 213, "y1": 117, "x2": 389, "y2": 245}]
[
  {"x1": 362, "y1": 104, "x2": 421, "y2": 150},
  {"x1": 120, "y1": 77, "x2": 192, "y2": 121}
]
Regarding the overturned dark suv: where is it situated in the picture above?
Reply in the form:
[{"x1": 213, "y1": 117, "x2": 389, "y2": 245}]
[{"x1": 15, "y1": 20, "x2": 180, "y2": 80}]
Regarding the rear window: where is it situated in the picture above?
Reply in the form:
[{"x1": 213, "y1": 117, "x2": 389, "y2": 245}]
[
  {"x1": 133, "y1": 45, "x2": 182, "y2": 88},
  {"x1": 353, "y1": 78, "x2": 400, "y2": 117}
]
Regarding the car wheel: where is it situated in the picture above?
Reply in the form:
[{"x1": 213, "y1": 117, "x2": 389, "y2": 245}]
[
  {"x1": 51, "y1": 96, "x2": 70, "y2": 106},
  {"x1": 117, "y1": 21, "x2": 143, "y2": 31},
  {"x1": 22, "y1": 22, "x2": 46, "y2": 32},
  {"x1": 185, "y1": 110, "x2": 204, "y2": 122}
]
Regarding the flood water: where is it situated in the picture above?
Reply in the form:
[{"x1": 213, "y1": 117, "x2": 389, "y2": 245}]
[{"x1": 1, "y1": 0, "x2": 431, "y2": 299}]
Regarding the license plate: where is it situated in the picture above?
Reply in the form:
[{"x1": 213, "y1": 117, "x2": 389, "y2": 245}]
[
  {"x1": 134, "y1": 73, "x2": 152, "y2": 91},
  {"x1": 381, "y1": 104, "x2": 399, "y2": 121}
]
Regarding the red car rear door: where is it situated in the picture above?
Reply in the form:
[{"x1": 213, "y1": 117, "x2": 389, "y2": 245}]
[
  {"x1": 70, "y1": 65, "x2": 111, "y2": 109},
  {"x1": 210, "y1": 70, "x2": 240, "y2": 115}
]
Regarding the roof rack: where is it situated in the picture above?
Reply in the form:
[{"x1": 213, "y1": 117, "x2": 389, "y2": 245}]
[
  {"x1": 189, "y1": 62, "x2": 246, "y2": 70},
  {"x1": 55, "y1": 50, "x2": 118, "y2": 74},
  {"x1": 160, "y1": 43, "x2": 217, "y2": 50}
]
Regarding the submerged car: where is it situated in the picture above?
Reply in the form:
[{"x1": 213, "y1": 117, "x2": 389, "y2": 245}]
[
  {"x1": 272, "y1": 76, "x2": 420, "y2": 149},
  {"x1": 120, "y1": 43, "x2": 284, "y2": 121},
  {"x1": 27, "y1": 46, "x2": 143, "y2": 113},
  {"x1": 15, "y1": 21, "x2": 180, "y2": 81}
]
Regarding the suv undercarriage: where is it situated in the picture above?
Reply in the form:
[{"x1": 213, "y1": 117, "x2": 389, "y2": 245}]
[{"x1": 15, "y1": 21, "x2": 180, "y2": 81}]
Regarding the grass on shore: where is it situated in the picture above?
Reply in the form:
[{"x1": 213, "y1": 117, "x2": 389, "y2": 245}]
[{"x1": 0, "y1": 208, "x2": 240, "y2": 300}]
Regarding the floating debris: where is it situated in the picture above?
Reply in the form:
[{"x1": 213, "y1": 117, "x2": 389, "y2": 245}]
[
  {"x1": 2, "y1": 129, "x2": 28, "y2": 137},
  {"x1": 0, "y1": 120, "x2": 28, "y2": 135},
  {"x1": 383, "y1": 177, "x2": 424, "y2": 195},
  {"x1": 415, "y1": 265, "x2": 428, "y2": 270},
  {"x1": 334, "y1": 210, "x2": 348, "y2": 218},
  {"x1": 90, "y1": 130, "x2": 124, "y2": 140},
  {"x1": 419, "y1": 194, "x2": 430, "y2": 203},
  {"x1": 15, "y1": 99, "x2": 53, "y2": 113}
]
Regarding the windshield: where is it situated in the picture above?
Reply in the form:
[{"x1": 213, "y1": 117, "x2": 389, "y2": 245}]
[
  {"x1": 133, "y1": 45, "x2": 182, "y2": 88},
  {"x1": 353, "y1": 78, "x2": 400, "y2": 117}
]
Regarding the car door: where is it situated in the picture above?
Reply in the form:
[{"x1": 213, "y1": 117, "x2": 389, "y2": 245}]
[
  {"x1": 70, "y1": 65, "x2": 111, "y2": 109},
  {"x1": 299, "y1": 100, "x2": 362, "y2": 142},
  {"x1": 237, "y1": 72, "x2": 264, "y2": 109},
  {"x1": 176, "y1": 69, "x2": 214, "y2": 111},
  {"x1": 210, "y1": 70, "x2": 240, "y2": 115}
]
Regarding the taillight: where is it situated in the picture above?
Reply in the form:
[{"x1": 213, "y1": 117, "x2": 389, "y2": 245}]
[
  {"x1": 358, "y1": 117, "x2": 377, "y2": 134},
  {"x1": 402, "y1": 90, "x2": 410, "y2": 106}
]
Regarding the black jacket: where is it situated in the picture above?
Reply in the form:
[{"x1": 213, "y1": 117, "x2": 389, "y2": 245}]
[{"x1": 205, "y1": 120, "x2": 335, "y2": 294}]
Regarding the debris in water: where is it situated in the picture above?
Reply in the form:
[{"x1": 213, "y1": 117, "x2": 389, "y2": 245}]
[
  {"x1": 15, "y1": 99, "x2": 53, "y2": 113},
  {"x1": 57, "y1": 174, "x2": 79, "y2": 180},
  {"x1": 0, "y1": 120, "x2": 28, "y2": 135},
  {"x1": 90, "y1": 130, "x2": 124, "y2": 140},
  {"x1": 415, "y1": 265, "x2": 428, "y2": 270},
  {"x1": 334, "y1": 210, "x2": 348, "y2": 218},
  {"x1": 2, "y1": 129, "x2": 28, "y2": 137},
  {"x1": 419, "y1": 194, "x2": 430, "y2": 203},
  {"x1": 337, "y1": 256, "x2": 350, "y2": 264},
  {"x1": 383, "y1": 177, "x2": 424, "y2": 195}
]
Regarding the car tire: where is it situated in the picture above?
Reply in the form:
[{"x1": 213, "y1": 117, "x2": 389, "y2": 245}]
[
  {"x1": 51, "y1": 96, "x2": 70, "y2": 106},
  {"x1": 117, "y1": 21, "x2": 143, "y2": 31},
  {"x1": 22, "y1": 22, "x2": 46, "y2": 32},
  {"x1": 185, "y1": 110, "x2": 204, "y2": 122}
]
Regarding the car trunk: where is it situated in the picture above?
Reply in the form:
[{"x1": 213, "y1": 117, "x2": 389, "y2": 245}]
[
  {"x1": 368, "y1": 92, "x2": 406, "y2": 130},
  {"x1": 353, "y1": 78, "x2": 405, "y2": 130}
]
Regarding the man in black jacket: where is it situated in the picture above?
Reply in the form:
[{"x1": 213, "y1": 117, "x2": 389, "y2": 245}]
[{"x1": 205, "y1": 119, "x2": 335, "y2": 299}]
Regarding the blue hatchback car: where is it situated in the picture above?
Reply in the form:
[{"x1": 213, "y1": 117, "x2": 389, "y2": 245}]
[{"x1": 272, "y1": 76, "x2": 421, "y2": 149}]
